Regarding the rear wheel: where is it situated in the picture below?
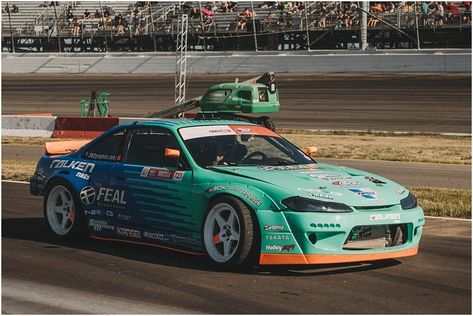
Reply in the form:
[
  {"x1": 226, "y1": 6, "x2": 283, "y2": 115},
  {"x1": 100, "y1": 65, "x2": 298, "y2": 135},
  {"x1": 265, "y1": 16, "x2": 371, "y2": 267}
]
[
  {"x1": 44, "y1": 180, "x2": 87, "y2": 240},
  {"x1": 203, "y1": 196, "x2": 258, "y2": 269}
]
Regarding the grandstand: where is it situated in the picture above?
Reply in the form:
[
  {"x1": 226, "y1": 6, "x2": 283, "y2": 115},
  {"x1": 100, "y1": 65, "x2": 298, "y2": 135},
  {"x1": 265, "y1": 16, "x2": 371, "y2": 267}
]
[{"x1": 1, "y1": 1, "x2": 471, "y2": 52}]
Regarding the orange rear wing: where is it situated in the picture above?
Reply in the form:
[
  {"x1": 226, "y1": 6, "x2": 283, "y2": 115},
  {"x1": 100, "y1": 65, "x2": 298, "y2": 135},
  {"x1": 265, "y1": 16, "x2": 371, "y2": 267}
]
[{"x1": 45, "y1": 140, "x2": 91, "y2": 155}]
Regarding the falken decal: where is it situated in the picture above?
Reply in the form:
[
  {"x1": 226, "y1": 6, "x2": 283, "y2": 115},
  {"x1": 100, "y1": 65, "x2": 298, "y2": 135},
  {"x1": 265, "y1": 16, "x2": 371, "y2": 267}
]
[
  {"x1": 370, "y1": 214, "x2": 401, "y2": 221},
  {"x1": 50, "y1": 159, "x2": 95, "y2": 173},
  {"x1": 141, "y1": 167, "x2": 185, "y2": 181}
]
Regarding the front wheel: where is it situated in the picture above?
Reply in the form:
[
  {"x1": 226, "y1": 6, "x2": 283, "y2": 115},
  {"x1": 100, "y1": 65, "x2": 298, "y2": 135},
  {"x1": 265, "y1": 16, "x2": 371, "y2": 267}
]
[
  {"x1": 202, "y1": 196, "x2": 258, "y2": 269},
  {"x1": 44, "y1": 180, "x2": 87, "y2": 240}
]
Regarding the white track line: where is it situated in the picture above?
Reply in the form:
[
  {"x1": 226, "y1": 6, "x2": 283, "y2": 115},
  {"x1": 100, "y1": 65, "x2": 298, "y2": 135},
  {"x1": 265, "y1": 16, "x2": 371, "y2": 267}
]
[
  {"x1": 2, "y1": 180, "x2": 30, "y2": 184},
  {"x1": 3, "y1": 180, "x2": 470, "y2": 221},
  {"x1": 424, "y1": 215, "x2": 471, "y2": 222}
]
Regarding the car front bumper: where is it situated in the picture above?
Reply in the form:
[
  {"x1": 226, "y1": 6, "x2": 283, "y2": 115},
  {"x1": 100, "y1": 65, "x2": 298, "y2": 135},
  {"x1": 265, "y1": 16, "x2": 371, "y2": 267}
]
[{"x1": 257, "y1": 206, "x2": 424, "y2": 265}]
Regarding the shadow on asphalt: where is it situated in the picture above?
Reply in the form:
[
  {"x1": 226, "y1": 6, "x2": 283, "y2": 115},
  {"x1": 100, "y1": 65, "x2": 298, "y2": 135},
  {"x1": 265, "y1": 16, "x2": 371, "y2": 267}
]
[{"x1": 3, "y1": 217, "x2": 401, "y2": 275}]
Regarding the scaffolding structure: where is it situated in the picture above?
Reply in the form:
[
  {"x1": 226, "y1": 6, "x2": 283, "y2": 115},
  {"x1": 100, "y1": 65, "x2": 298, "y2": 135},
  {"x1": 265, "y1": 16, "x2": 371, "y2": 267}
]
[{"x1": 174, "y1": 13, "x2": 188, "y2": 105}]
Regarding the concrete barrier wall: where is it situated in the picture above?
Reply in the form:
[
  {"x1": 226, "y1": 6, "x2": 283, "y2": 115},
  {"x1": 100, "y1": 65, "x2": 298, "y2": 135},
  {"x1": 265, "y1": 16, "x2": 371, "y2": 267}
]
[
  {"x1": 2, "y1": 115, "x2": 57, "y2": 137},
  {"x1": 2, "y1": 50, "x2": 471, "y2": 73}
]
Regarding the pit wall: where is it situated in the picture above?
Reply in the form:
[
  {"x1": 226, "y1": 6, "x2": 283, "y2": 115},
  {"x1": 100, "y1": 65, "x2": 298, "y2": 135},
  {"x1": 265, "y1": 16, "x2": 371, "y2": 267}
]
[{"x1": 2, "y1": 50, "x2": 471, "y2": 73}]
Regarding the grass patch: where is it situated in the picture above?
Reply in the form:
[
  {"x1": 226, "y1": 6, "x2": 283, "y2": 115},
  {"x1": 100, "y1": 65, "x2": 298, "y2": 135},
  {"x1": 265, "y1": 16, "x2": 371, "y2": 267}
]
[
  {"x1": 1, "y1": 160, "x2": 470, "y2": 219},
  {"x1": 409, "y1": 186, "x2": 471, "y2": 219},
  {"x1": 2, "y1": 160, "x2": 37, "y2": 182},
  {"x1": 3, "y1": 133, "x2": 471, "y2": 165},
  {"x1": 281, "y1": 132, "x2": 471, "y2": 165},
  {"x1": 2, "y1": 137, "x2": 89, "y2": 146}
]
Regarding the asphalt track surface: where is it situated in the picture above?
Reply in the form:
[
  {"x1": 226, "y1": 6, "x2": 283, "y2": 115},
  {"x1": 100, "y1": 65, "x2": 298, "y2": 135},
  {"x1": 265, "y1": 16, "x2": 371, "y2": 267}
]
[
  {"x1": 2, "y1": 181, "x2": 471, "y2": 314},
  {"x1": 2, "y1": 73, "x2": 471, "y2": 133},
  {"x1": 2, "y1": 144, "x2": 471, "y2": 190}
]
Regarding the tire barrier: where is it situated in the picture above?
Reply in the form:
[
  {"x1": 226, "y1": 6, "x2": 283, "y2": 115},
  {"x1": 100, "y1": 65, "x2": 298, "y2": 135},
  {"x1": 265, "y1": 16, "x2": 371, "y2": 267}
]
[
  {"x1": 52, "y1": 117, "x2": 119, "y2": 138},
  {"x1": 2, "y1": 115, "x2": 57, "y2": 137}
]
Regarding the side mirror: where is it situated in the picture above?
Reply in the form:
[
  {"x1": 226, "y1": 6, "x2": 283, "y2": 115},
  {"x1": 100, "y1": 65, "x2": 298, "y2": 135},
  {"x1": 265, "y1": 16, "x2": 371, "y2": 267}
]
[
  {"x1": 304, "y1": 146, "x2": 317, "y2": 157},
  {"x1": 165, "y1": 148, "x2": 180, "y2": 158}
]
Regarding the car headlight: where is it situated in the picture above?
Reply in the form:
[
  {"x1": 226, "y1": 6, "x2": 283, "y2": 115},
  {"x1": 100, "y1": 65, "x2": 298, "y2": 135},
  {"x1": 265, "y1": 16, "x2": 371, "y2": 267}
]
[
  {"x1": 401, "y1": 192, "x2": 417, "y2": 210},
  {"x1": 282, "y1": 196, "x2": 353, "y2": 213}
]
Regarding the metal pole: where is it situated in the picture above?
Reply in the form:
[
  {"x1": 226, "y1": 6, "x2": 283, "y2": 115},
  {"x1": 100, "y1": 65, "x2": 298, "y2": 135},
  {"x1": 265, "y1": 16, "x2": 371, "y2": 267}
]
[
  {"x1": 304, "y1": 3, "x2": 310, "y2": 50},
  {"x1": 52, "y1": 1, "x2": 61, "y2": 52},
  {"x1": 6, "y1": 2, "x2": 15, "y2": 52},
  {"x1": 99, "y1": 1, "x2": 108, "y2": 52},
  {"x1": 148, "y1": 4, "x2": 157, "y2": 51},
  {"x1": 250, "y1": 1, "x2": 258, "y2": 51},
  {"x1": 414, "y1": 2, "x2": 421, "y2": 50},
  {"x1": 360, "y1": 1, "x2": 368, "y2": 50},
  {"x1": 197, "y1": 2, "x2": 206, "y2": 50}
]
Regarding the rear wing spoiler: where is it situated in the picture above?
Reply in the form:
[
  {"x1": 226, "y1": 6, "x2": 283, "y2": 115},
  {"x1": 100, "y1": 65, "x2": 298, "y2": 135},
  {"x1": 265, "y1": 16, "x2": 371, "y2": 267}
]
[{"x1": 45, "y1": 140, "x2": 91, "y2": 155}]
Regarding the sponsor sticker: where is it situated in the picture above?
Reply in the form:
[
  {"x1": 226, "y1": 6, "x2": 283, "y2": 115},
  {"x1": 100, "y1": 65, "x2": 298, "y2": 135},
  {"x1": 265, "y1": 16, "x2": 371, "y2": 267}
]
[
  {"x1": 265, "y1": 235, "x2": 290, "y2": 241},
  {"x1": 258, "y1": 164, "x2": 317, "y2": 171},
  {"x1": 264, "y1": 224, "x2": 284, "y2": 231},
  {"x1": 50, "y1": 160, "x2": 95, "y2": 173},
  {"x1": 365, "y1": 176, "x2": 387, "y2": 185},
  {"x1": 89, "y1": 219, "x2": 114, "y2": 232},
  {"x1": 116, "y1": 227, "x2": 141, "y2": 239},
  {"x1": 85, "y1": 209, "x2": 113, "y2": 217},
  {"x1": 206, "y1": 185, "x2": 262, "y2": 206},
  {"x1": 370, "y1": 214, "x2": 401, "y2": 221},
  {"x1": 76, "y1": 172, "x2": 90, "y2": 180},
  {"x1": 332, "y1": 180, "x2": 360, "y2": 186},
  {"x1": 143, "y1": 231, "x2": 169, "y2": 241},
  {"x1": 180, "y1": 125, "x2": 237, "y2": 140},
  {"x1": 141, "y1": 167, "x2": 185, "y2": 181},
  {"x1": 395, "y1": 187, "x2": 407, "y2": 195},
  {"x1": 265, "y1": 244, "x2": 295, "y2": 252},
  {"x1": 80, "y1": 186, "x2": 96, "y2": 205},
  {"x1": 348, "y1": 188, "x2": 378, "y2": 200}
]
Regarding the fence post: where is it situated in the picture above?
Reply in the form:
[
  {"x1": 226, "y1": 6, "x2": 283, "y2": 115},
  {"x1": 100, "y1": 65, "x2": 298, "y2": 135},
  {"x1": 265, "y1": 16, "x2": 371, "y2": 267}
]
[
  {"x1": 360, "y1": 1, "x2": 368, "y2": 50},
  {"x1": 53, "y1": 2, "x2": 62, "y2": 52},
  {"x1": 6, "y1": 2, "x2": 15, "y2": 52}
]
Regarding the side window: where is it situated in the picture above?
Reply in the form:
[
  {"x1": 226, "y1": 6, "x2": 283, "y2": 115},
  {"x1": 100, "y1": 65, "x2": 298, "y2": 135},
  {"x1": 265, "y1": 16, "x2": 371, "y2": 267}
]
[
  {"x1": 124, "y1": 128, "x2": 184, "y2": 168},
  {"x1": 204, "y1": 89, "x2": 231, "y2": 103},
  {"x1": 84, "y1": 129, "x2": 126, "y2": 162}
]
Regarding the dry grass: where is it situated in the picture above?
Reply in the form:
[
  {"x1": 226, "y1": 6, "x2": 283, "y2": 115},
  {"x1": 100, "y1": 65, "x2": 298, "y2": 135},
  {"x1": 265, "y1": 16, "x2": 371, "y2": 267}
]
[
  {"x1": 281, "y1": 131, "x2": 471, "y2": 165},
  {"x1": 1, "y1": 160, "x2": 470, "y2": 218},
  {"x1": 2, "y1": 160, "x2": 37, "y2": 182},
  {"x1": 409, "y1": 186, "x2": 471, "y2": 219},
  {"x1": 2, "y1": 137, "x2": 89, "y2": 146}
]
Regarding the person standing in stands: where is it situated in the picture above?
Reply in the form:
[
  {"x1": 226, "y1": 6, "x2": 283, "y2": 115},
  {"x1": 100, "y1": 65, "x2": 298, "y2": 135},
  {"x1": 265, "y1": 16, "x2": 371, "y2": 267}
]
[{"x1": 84, "y1": 9, "x2": 91, "y2": 19}]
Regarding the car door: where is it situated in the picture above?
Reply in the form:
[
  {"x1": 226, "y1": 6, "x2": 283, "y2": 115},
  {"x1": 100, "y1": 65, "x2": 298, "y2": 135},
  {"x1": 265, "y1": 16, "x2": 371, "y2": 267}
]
[
  {"x1": 79, "y1": 128, "x2": 128, "y2": 235},
  {"x1": 109, "y1": 126, "x2": 197, "y2": 247}
]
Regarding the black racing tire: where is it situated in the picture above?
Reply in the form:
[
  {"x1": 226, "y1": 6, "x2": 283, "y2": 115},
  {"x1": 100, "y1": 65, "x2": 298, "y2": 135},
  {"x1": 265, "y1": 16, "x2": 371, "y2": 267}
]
[
  {"x1": 43, "y1": 179, "x2": 88, "y2": 241},
  {"x1": 202, "y1": 195, "x2": 259, "y2": 270},
  {"x1": 257, "y1": 116, "x2": 276, "y2": 131}
]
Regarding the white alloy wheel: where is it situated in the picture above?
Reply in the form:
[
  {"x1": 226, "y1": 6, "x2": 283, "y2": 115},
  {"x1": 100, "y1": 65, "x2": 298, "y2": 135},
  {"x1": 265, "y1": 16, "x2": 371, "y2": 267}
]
[
  {"x1": 204, "y1": 202, "x2": 241, "y2": 263},
  {"x1": 46, "y1": 185, "x2": 76, "y2": 236}
]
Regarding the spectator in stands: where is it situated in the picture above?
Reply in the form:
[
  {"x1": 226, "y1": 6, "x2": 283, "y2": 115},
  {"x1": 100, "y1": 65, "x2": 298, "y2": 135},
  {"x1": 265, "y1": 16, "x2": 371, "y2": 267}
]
[
  {"x1": 227, "y1": 1, "x2": 237, "y2": 12},
  {"x1": 94, "y1": 9, "x2": 102, "y2": 18},
  {"x1": 3, "y1": 4, "x2": 9, "y2": 13},
  {"x1": 435, "y1": 2, "x2": 445, "y2": 27},
  {"x1": 72, "y1": 18, "x2": 81, "y2": 36},
  {"x1": 11, "y1": 4, "x2": 19, "y2": 13},
  {"x1": 66, "y1": 10, "x2": 74, "y2": 25},
  {"x1": 445, "y1": 2, "x2": 460, "y2": 23},
  {"x1": 462, "y1": 1, "x2": 471, "y2": 24},
  {"x1": 115, "y1": 14, "x2": 125, "y2": 35},
  {"x1": 132, "y1": 14, "x2": 141, "y2": 35},
  {"x1": 84, "y1": 9, "x2": 91, "y2": 19},
  {"x1": 235, "y1": 7, "x2": 252, "y2": 30}
]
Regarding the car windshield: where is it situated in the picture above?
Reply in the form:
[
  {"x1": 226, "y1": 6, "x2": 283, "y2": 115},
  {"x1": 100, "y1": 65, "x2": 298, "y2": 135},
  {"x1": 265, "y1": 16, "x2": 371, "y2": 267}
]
[{"x1": 179, "y1": 125, "x2": 315, "y2": 168}]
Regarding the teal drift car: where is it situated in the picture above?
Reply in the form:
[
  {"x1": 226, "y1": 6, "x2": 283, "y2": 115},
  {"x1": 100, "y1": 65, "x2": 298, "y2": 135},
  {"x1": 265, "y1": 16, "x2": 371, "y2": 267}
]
[{"x1": 31, "y1": 120, "x2": 424, "y2": 269}]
